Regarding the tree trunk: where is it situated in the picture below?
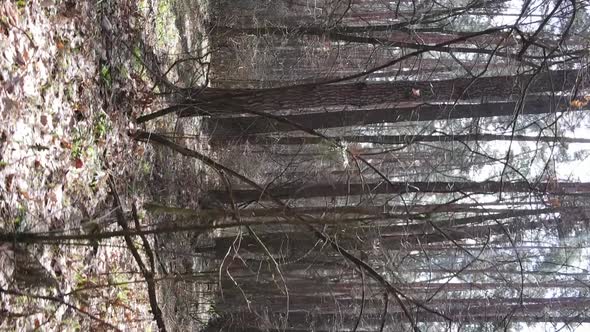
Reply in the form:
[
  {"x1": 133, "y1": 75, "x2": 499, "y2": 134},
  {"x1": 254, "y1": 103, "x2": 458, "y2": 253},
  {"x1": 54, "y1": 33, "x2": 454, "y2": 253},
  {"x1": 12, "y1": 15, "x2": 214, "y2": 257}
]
[
  {"x1": 210, "y1": 133, "x2": 590, "y2": 145},
  {"x1": 204, "y1": 96, "x2": 573, "y2": 136},
  {"x1": 192, "y1": 69, "x2": 582, "y2": 113},
  {"x1": 207, "y1": 181, "x2": 590, "y2": 202}
]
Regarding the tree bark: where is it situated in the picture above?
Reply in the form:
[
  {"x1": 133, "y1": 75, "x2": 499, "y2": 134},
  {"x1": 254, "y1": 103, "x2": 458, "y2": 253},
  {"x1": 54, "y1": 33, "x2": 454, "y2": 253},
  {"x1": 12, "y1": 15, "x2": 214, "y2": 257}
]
[
  {"x1": 207, "y1": 180, "x2": 590, "y2": 202},
  {"x1": 193, "y1": 69, "x2": 581, "y2": 113},
  {"x1": 204, "y1": 96, "x2": 573, "y2": 136},
  {"x1": 210, "y1": 133, "x2": 590, "y2": 145}
]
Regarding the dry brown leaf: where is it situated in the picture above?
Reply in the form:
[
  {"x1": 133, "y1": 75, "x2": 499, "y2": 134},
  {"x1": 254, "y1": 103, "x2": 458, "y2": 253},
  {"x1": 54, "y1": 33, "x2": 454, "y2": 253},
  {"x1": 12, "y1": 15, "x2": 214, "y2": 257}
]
[
  {"x1": 73, "y1": 158, "x2": 83, "y2": 168},
  {"x1": 21, "y1": 47, "x2": 29, "y2": 62},
  {"x1": 39, "y1": 0, "x2": 54, "y2": 8},
  {"x1": 135, "y1": 145, "x2": 145, "y2": 157},
  {"x1": 19, "y1": 190, "x2": 30, "y2": 199},
  {"x1": 570, "y1": 99, "x2": 588, "y2": 109},
  {"x1": 5, "y1": 174, "x2": 15, "y2": 190},
  {"x1": 548, "y1": 197, "x2": 561, "y2": 208},
  {"x1": 14, "y1": 49, "x2": 26, "y2": 66},
  {"x1": 47, "y1": 190, "x2": 57, "y2": 203},
  {"x1": 60, "y1": 138, "x2": 72, "y2": 149}
]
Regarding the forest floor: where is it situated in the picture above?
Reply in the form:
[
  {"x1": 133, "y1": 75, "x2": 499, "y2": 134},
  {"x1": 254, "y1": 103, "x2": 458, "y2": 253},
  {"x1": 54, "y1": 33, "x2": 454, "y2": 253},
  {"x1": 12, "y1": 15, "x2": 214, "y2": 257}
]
[{"x1": 0, "y1": 0, "x2": 210, "y2": 330}]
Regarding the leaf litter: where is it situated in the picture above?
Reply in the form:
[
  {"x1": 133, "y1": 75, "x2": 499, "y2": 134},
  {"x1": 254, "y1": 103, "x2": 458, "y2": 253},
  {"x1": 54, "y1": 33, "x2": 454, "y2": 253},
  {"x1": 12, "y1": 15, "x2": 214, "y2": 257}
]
[{"x1": 0, "y1": 0, "x2": 158, "y2": 330}]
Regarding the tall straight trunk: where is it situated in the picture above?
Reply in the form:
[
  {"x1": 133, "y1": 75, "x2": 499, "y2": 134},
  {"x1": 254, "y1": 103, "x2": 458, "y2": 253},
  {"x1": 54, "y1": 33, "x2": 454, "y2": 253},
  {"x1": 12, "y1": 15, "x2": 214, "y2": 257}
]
[
  {"x1": 235, "y1": 204, "x2": 537, "y2": 218},
  {"x1": 193, "y1": 69, "x2": 582, "y2": 113},
  {"x1": 236, "y1": 208, "x2": 561, "y2": 234},
  {"x1": 210, "y1": 133, "x2": 590, "y2": 145},
  {"x1": 207, "y1": 180, "x2": 590, "y2": 202},
  {"x1": 215, "y1": 25, "x2": 491, "y2": 37},
  {"x1": 219, "y1": 295, "x2": 590, "y2": 314},
  {"x1": 204, "y1": 96, "x2": 573, "y2": 136},
  {"x1": 210, "y1": 311, "x2": 590, "y2": 331},
  {"x1": 213, "y1": 58, "x2": 514, "y2": 88},
  {"x1": 229, "y1": 278, "x2": 590, "y2": 294},
  {"x1": 214, "y1": 26, "x2": 519, "y2": 50}
]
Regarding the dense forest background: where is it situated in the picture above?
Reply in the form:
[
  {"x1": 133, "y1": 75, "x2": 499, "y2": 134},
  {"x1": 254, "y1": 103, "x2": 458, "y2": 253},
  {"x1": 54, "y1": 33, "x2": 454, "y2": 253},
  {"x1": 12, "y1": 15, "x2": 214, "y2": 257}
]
[{"x1": 3, "y1": 0, "x2": 590, "y2": 331}]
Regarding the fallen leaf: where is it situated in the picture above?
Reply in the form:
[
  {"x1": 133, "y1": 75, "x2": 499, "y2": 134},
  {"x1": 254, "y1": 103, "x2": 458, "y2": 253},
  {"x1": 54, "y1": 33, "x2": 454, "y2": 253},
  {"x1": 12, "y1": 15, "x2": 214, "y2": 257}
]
[
  {"x1": 19, "y1": 190, "x2": 30, "y2": 199},
  {"x1": 15, "y1": 49, "x2": 26, "y2": 66},
  {"x1": 5, "y1": 174, "x2": 15, "y2": 190},
  {"x1": 548, "y1": 197, "x2": 561, "y2": 208},
  {"x1": 40, "y1": 0, "x2": 54, "y2": 8},
  {"x1": 60, "y1": 139, "x2": 72, "y2": 149},
  {"x1": 571, "y1": 100, "x2": 580, "y2": 108},
  {"x1": 74, "y1": 158, "x2": 83, "y2": 168},
  {"x1": 22, "y1": 48, "x2": 29, "y2": 62},
  {"x1": 135, "y1": 145, "x2": 145, "y2": 157},
  {"x1": 47, "y1": 190, "x2": 57, "y2": 203},
  {"x1": 570, "y1": 99, "x2": 587, "y2": 109}
]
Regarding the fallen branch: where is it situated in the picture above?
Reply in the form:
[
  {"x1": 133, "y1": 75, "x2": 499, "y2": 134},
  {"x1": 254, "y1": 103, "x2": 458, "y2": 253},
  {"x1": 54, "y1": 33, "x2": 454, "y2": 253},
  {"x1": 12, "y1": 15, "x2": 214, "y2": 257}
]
[{"x1": 107, "y1": 175, "x2": 167, "y2": 332}]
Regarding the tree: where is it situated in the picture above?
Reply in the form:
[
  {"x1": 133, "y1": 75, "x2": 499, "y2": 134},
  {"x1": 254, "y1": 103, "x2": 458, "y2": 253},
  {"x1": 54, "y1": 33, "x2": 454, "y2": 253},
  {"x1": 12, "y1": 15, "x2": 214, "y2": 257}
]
[
  {"x1": 190, "y1": 69, "x2": 583, "y2": 113},
  {"x1": 205, "y1": 96, "x2": 574, "y2": 136}
]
